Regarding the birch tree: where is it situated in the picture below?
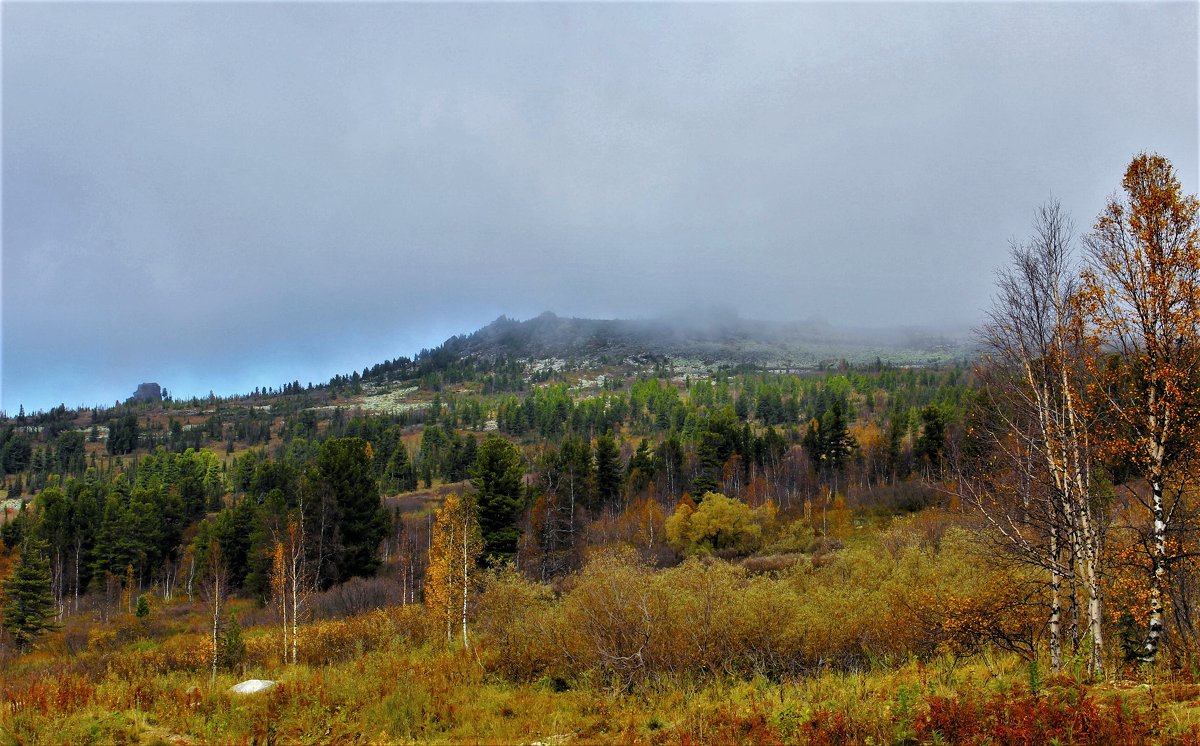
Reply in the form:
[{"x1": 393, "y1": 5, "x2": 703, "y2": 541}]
[
  {"x1": 270, "y1": 513, "x2": 309, "y2": 665},
  {"x1": 1079, "y1": 152, "x2": 1200, "y2": 663},
  {"x1": 199, "y1": 540, "x2": 230, "y2": 684},
  {"x1": 964, "y1": 198, "x2": 1108, "y2": 674},
  {"x1": 425, "y1": 493, "x2": 482, "y2": 649}
]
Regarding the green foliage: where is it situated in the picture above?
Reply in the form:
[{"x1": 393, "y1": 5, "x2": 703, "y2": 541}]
[
  {"x1": 0, "y1": 428, "x2": 33, "y2": 475},
  {"x1": 1027, "y1": 656, "x2": 1043, "y2": 697},
  {"x1": 1, "y1": 507, "x2": 28, "y2": 551},
  {"x1": 106, "y1": 412, "x2": 139, "y2": 455},
  {"x1": 219, "y1": 611, "x2": 245, "y2": 671},
  {"x1": 53, "y1": 431, "x2": 86, "y2": 475},
  {"x1": 914, "y1": 404, "x2": 948, "y2": 474},
  {"x1": 89, "y1": 479, "x2": 179, "y2": 585},
  {"x1": 593, "y1": 434, "x2": 621, "y2": 509},
  {"x1": 2, "y1": 537, "x2": 58, "y2": 650},
  {"x1": 383, "y1": 441, "x2": 418, "y2": 494},
  {"x1": 804, "y1": 397, "x2": 855, "y2": 476},
  {"x1": 211, "y1": 496, "x2": 255, "y2": 588},
  {"x1": 760, "y1": 516, "x2": 817, "y2": 555},
  {"x1": 470, "y1": 436, "x2": 525, "y2": 562},
  {"x1": 314, "y1": 437, "x2": 389, "y2": 581},
  {"x1": 135, "y1": 593, "x2": 151, "y2": 618}
]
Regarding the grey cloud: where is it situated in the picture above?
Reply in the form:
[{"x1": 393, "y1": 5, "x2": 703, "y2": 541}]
[{"x1": 3, "y1": 2, "x2": 1196, "y2": 411}]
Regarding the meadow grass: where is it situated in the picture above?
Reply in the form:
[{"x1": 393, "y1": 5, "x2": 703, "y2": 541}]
[{"x1": 5, "y1": 622, "x2": 1200, "y2": 745}]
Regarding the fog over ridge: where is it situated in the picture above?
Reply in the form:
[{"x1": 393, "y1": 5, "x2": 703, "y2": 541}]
[{"x1": 3, "y1": 2, "x2": 1196, "y2": 412}]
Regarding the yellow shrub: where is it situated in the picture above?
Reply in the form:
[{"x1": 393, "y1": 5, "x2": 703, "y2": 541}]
[
  {"x1": 666, "y1": 492, "x2": 763, "y2": 557},
  {"x1": 473, "y1": 566, "x2": 556, "y2": 680}
]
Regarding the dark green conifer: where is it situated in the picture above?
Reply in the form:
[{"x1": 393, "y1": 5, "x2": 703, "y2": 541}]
[
  {"x1": 3, "y1": 537, "x2": 58, "y2": 651},
  {"x1": 470, "y1": 436, "x2": 524, "y2": 561}
]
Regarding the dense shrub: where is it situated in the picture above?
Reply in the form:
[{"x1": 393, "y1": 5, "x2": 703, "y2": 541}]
[
  {"x1": 310, "y1": 575, "x2": 406, "y2": 620},
  {"x1": 665, "y1": 492, "x2": 769, "y2": 557},
  {"x1": 473, "y1": 566, "x2": 555, "y2": 680},
  {"x1": 477, "y1": 527, "x2": 1036, "y2": 685}
]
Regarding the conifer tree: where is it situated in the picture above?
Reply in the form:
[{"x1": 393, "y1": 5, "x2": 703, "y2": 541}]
[
  {"x1": 385, "y1": 444, "x2": 418, "y2": 493},
  {"x1": 312, "y1": 437, "x2": 388, "y2": 582},
  {"x1": 3, "y1": 537, "x2": 58, "y2": 651},
  {"x1": 220, "y1": 611, "x2": 245, "y2": 671},
  {"x1": 593, "y1": 433, "x2": 622, "y2": 510},
  {"x1": 470, "y1": 436, "x2": 524, "y2": 561}
]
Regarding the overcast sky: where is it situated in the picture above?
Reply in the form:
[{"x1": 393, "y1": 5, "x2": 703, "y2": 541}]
[{"x1": 3, "y1": 2, "x2": 1197, "y2": 413}]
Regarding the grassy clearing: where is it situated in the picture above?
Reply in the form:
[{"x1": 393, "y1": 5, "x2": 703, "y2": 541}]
[
  {"x1": 7, "y1": 519, "x2": 1200, "y2": 744},
  {"x1": 5, "y1": 612, "x2": 1200, "y2": 745}
]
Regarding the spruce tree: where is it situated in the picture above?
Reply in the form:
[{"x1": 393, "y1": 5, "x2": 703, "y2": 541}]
[
  {"x1": 593, "y1": 433, "x2": 622, "y2": 509},
  {"x1": 314, "y1": 437, "x2": 388, "y2": 581},
  {"x1": 385, "y1": 444, "x2": 417, "y2": 493},
  {"x1": 470, "y1": 436, "x2": 524, "y2": 561},
  {"x1": 3, "y1": 537, "x2": 57, "y2": 650},
  {"x1": 818, "y1": 399, "x2": 854, "y2": 475},
  {"x1": 220, "y1": 611, "x2": 245, "y2": 671}
]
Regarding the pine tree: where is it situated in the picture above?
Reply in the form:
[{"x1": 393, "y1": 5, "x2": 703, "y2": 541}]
[
  {"x1": 818, "y1": 399, "x2": 854, "y2": 475},
  {"x1": 593, "y1": 433, "x2": 622, "y2": 510},
  {"x1": 385, "y1": 444, "x2": 418, "y2": 493},
  {"x1": 220, "y1": 611, "x2": 245, "y2": 671},
  {"x1": 470, "y1": 436, "x2": 524, "y2": 561},
  {"x1": 913, "y1": 404, "x2": 947, "y2": 476},
  {"x1": 3, "y1": 537, "x2": 58, "y2": 651},
  {"x1": 313, "y1": 437, "x2": 388, "y2": 581}
]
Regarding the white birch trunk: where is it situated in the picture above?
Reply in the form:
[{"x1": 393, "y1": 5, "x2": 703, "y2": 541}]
[
  {"x1": 210, "y1": 574, "x2": 221, "y2": 684},
  {"x1": 1049, "y1": 527, "x2": 1063, "y2": 673},
  {"x1": 461, "y1": 515, "x2": 470, "y2": 650},
  {"x1": 1143, "y1": 477, "x2": 1166, "y2": 662}
]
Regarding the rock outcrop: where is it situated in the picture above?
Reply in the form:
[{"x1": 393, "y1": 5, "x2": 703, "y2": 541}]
[{"x1": 130, "y1": 382, "x2": 163, "y2": 404}]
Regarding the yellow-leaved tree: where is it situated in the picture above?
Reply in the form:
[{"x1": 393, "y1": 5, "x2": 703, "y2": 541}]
[
  {"x1": 665, "y1": 492, "x2": 769, "y2": 557},
  {"x1": 269, "y1": 514, "x2": 308, "y2": 665},
  {"x1": 426, "y1": 493, "x2": 483, "y2": 648}
]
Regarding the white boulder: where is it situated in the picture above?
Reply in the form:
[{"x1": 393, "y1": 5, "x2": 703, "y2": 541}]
[{"x1": 229, "y1": 679, "x2": 276, "y2": 695}]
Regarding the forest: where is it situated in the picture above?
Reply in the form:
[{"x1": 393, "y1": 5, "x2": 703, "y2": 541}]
[{"x1": 1, "y1": 152, "x2": 1199, "y2": 744}]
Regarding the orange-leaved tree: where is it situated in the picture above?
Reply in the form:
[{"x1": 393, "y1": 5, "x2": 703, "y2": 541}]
[{"x1": 1079, "y1": 152, "x2": 1200, "y2": 663}]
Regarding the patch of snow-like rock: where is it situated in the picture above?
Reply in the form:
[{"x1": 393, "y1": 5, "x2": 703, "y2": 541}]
[{"x1": 229, "y1": 679, "x2": 276, "y2": 694}]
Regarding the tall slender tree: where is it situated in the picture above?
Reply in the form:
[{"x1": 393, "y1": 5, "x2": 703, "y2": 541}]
[
  {"x1": 1079, "y1": 152, "x2": 1200, "y2": 662},
  {"x1": 593, "y1": 433, "x2": 622, "y2": 511},
  {"x1": 199, "y1": 539, "x2": 230, "y2": 684},
  {"x1": 425, "y1": 493, "x2": 482, "y2": 648},
  {"x1": 964, "y1": 198, "x2": 1107, "y2": 674}
]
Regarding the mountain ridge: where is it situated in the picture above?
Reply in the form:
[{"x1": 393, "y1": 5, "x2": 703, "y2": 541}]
[{"x1": 420, "y1": 311, "x2": 974, "y2": 373}]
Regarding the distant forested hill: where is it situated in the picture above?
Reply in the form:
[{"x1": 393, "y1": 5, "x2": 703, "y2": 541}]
[{"x1": 428, "y1": 311, "x2": 973, "y2": 371}]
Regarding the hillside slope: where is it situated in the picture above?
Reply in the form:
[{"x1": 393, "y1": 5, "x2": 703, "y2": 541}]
[{"x1": 434, "y1": 311, "x2": 973, "y2": 371}]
